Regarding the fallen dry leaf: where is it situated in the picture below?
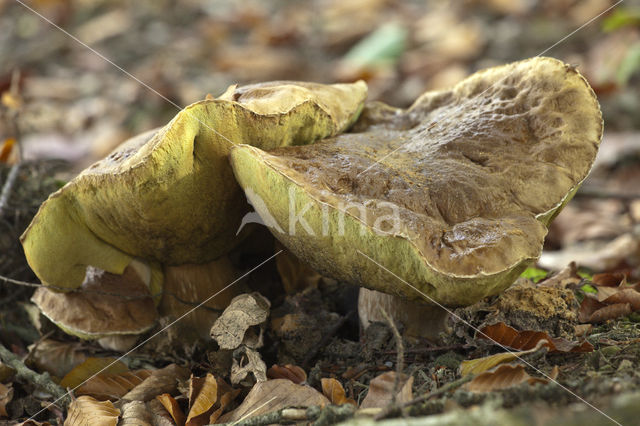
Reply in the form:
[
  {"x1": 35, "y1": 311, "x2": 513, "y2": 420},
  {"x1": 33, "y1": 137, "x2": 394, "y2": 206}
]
[
  {"x1": 267, "y1": 364, "x2": 307, "y2": 384},
  {"x1": 64, "y1": 395, "x2": 120, "y2": 426},
  {"x1": 1, "y1": 91, "x2": 21, "y2": 111},
  {"x1": 119, "y1": 401, "x2": 153, "y2": 426},
  {"x1": 231, "y1": 346, "x2": 267, "y2": 385},
  {"x1": 592, "y1": 271, "x2": 628, "y2": 287},
  {"x1": 537, "y1": 262, "x2": 582, "y2": 289},
  {"x1": 0, "y1": 137, "x2": 16, "y2": 163},
  {"x1": 0, "y1": 383, "x2": 13, "y2": 417},
  {"x1": 574, "y1": 324, "x2": 593, "y2": 337},
  {"x1": 156, "y1": 394, "x2": 185, "y2": 426},
  {"x1": 601, "y1": 288, "x2": 640, "y2": 310},
  {"x1": 27, "y1": 339, "x2": 86, "y2": 379},
  {"x1": 579, "y1": 298, "x2": 632, "y2": 323},
  {"x1": 218, "y1": 379, "x2": 329, "y2": 423},
  {"x1": 478, "y1": 322, "x2": 593, "y2": 353},
  {"x1": 186, "y1": 373, "x2": 218, "y2": 426},
  {"x1": 210, "y1": 293, "x2": 270, "y2": 350},
  {"x1": 209, "y1": 379, "x2": 238, "y2": 424},
  {"x1": 465, "y1": 364, "x2": 531, "y2": 392},
  {"x1": 578, "y1": 275, "x2": 640, "y2": 323},
  {"x1": 147, "y1": 398, "x2": 178, "y2": 426},
  {"x1": 321, "y1": 378, "x2": 356, "y2": 406},
  {"x1": 549, "y1": 201, "x2": 630, "y2": 247},
  {"x1": 76, "y1": 369, "x2": 152, "y2": 401},
  {"x1": 539, "y1": 233, "x2": 640, "y2": 272},
  {"x1": 466, "y1": 363, "x2": 560, "y2": 392},
  {"x1": 60, "y1": 357, "x2": 127, "y2": 389},
  {"x1": 360, "y1": 372, "x2": 413, "y2": 409},
  {"x1": 0, "y1": 362, "x2": 15, "y2": 383},
  {"x1": 123, "y1": 364, "x2": 190, "y2": 402},
  {"x1": 460, "y1": 339, "x2": 548, "y2": 377}
]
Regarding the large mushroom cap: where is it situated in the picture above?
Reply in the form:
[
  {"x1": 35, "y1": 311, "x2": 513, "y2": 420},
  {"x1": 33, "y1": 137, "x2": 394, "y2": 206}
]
[
  {"x1": 230, "y1": 57, "x2": 603, "y2": 307},
  {"x1": 21, "y1": 81, "x2": 367, "y2": 291}
]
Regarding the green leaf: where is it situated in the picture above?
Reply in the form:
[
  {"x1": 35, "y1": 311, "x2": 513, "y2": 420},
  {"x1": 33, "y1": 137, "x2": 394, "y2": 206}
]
[
  {"x1": 342, "y1": 22, "x2": 407, "y2": 68},
  {"x1": 520, "y1": 267, "x2": 548, "y2": 283},
  {"x1": 602, "y1": 8, "x2": 640, "y2": 32},
  {"x1": 581, "y1": 284, "x2": 598, "y2": 294},
  {"x1": 577, "y1": 269, "x2": 593, "y2": 281},
  {"x1": 616, "y1": 42, "x2": 640, "y2": 86}
]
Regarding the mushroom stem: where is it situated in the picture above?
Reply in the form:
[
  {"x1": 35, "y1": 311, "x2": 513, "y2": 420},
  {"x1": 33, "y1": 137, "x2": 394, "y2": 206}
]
[
  {"x1": 159, "y1": 257, "x2": 246, "y2": 341},
  {"x1": 358, "y1": 288, "x2": 450, "y2": 342}
]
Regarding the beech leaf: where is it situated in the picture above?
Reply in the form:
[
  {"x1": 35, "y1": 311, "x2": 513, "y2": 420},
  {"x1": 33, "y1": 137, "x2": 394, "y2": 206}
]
[
  {"x1": 60, "y1": 357, "x2": 127, "y2": 389},
  {"x1": 156, "y1": 394, "x2": 186, "y2": 426},
  {"x1": 460, "y1": 339, "x2": 548, "y2": 377},
  {"x1": 360, "y1": 372, "x2": 413, "y2": 409},
  {"x1": 64, "y1": 396, "x2": 120, "y2": 426},
  {"x1": 321, "y1": 378, "x2": 356, "y2": 406},
  {"x1": 75, "y1": 369, "x2": 152, "y2": 401},
  {"x1": 478, "y1": 322, "x2": 593, "y2": 353},
  {"x1": 186, "y1": 373, "x2": 218, "y2": 426}
]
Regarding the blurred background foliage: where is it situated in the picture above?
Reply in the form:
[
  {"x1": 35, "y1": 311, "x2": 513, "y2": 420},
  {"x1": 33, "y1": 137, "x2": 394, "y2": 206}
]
[{"x1": 1, "y1": 0, "x2": 639, "y2": 167}]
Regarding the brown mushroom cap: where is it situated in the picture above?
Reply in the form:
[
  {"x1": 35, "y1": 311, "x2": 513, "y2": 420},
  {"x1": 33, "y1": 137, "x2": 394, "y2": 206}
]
[
  {"x1": 229, "y1": 57, "x2": 603, "y2": 308},
  {"x1": 31, "y1": 261, "x2": 159, "y2": 339}
]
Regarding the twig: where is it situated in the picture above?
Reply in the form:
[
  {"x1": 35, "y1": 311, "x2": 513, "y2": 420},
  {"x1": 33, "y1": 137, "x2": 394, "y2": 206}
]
[
  {"x1": 375, "y1": 374, "x2": 474, "y2": 420},
  {"x1": 302, "y1": 310, "x2": 354, "y2": 369},
  {"x1": 379, "y1": 308, "x2": 404, "y2": 407},
  {"x1": 0, "y1": 275, "x2": 46, "y2": 289},
  {"x1": 0, "y1": 274, "x2": 149, "y2": 299},
  {"x1": 0, "y1": 162, "x2": 20, "y2": 218},
  {"x1": 0, "y1": 69, "x2": 23, "y2": 219},
  {"x1": 383, "y1": 343, "x2": 471, "y2": 355},
  {"x1": 0, "y1": 342, "x2": 68, "y2": 406},
  {"x1": 0, "y1": 273, "x2": 222, "y2": 312},
  {"x1": 216, "y1": 404, "x2": 355, "y2": 426}
]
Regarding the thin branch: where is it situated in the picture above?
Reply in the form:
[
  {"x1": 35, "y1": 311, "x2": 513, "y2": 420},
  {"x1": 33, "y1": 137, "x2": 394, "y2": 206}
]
[
  {"x1": 379, "y1": 308, "x2": 404, "y2": 407},
  {"x1": 0, "y1": 275, "x2": 43, "y2": 288},
  {"x1": 216, "y1": 404, "x2": 355, "y2": 426},
  {"x1": 0, "y1": 162, "x2": 20, "y2": 218},
  {"x1": 0, "y1": 69, "x2": 23, "y2": 219},
  {"x1": 383, "y1": 343, "x2": 471, "y2": 355},
  {"x1": 0, "y1": 273, "x2": 223, "y2": 313},
  {"x1": 0, "y1": 342, "x2": 68, "y2": 406}
]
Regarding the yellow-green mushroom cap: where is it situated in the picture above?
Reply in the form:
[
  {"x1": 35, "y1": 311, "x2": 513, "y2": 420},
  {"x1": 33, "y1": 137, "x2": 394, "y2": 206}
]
[
  {"x1": 229, "y1": 58, "x2": 602, "y2": 308},
  {"x1": 21, "y1": 81, "x2": 367, "y2": 291}
]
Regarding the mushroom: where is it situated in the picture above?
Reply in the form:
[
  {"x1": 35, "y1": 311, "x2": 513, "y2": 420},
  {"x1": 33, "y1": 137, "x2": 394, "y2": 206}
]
[
  {"x1": 21, "y1": 80, "x2": 367, "y2": 341},
  {"x1": 31, "y1": 260, "x2": 159, "y2": 342},
  {"x1": 21, "y1": 80, "x2": 367, "y2": 292},
  {"x1": 159, "y1": 256, "x2": 244, "y2": 342},
  {"x1": 229, "y1": 58, "x2": 603, "y2": 340},
  {"x1": 31, "y1": 256, "x2": 243, "y2": 349}
]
